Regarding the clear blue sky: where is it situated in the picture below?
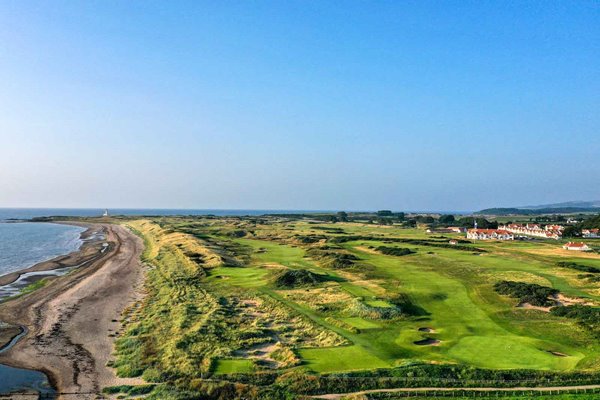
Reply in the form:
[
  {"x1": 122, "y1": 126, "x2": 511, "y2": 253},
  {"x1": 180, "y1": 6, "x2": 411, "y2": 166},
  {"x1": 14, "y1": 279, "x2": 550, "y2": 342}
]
[{"x1": 1, "y1": 1, "x2": 598, "y2": 211}]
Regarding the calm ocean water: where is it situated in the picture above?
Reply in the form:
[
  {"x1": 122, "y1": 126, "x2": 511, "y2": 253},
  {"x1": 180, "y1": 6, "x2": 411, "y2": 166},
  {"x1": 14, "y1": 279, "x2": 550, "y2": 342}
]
[{"x1": 0, "y1": 222, "x2": 85, "y2": 277}]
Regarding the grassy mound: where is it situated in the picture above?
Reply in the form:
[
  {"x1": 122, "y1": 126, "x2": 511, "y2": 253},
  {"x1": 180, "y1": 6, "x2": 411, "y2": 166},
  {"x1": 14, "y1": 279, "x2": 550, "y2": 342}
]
[
  {"x1": 494, "y1": 280, "x2": 558, "y2": 307},
  {"x1": 551, "y1": 305, "x2": 600, "y2": 337},
  {"x1": 306, "y1": 247, "x2": 361, "y2": 269},
  {"x1": 273, "y1": 269, "x2": 327, "y2": 288},
  {"x1": 376, "y1": 246, "x2": 415, "y2": 256}
]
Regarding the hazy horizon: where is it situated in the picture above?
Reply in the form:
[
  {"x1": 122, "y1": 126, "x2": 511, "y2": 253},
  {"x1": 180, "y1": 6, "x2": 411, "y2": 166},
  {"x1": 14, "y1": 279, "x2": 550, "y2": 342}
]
[{"x1": 1, "y1": 1, "x2": 599, "y2": 211}]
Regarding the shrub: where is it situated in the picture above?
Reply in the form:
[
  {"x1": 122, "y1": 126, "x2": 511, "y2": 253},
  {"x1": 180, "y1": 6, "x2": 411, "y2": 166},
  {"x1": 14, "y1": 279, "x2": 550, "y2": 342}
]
[
  {"x1": 550, "y1": 305, "x2": 600, "y2": 336},
  {"x1": 494, "y1": 281, "x2": 559, "y2": 307},
  {"x1": 273, "y1": 269, "x2": 326, "y2": 288},
  {"x1": 377, "y1": 246, "x2": 415, "y2": 256},
  {"x1": 557, "y1": 261, "x2": 600, "y2": 274}
]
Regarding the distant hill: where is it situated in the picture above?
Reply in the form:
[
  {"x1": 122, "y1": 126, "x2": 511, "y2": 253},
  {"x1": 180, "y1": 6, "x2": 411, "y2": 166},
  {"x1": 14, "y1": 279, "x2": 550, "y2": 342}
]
[
  {"x1": 476, "y1": 200, "x2": 600, "y2": 215},
  {"x1": 476, "y1": 207, "x2": 600, "y2": 215},
  {"x1": 519, "y1": 200, "x2": 600, "y2": 210}
]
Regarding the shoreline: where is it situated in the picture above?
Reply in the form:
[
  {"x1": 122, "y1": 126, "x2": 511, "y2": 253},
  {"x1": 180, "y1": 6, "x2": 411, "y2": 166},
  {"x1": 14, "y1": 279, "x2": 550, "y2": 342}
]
[
  {"x1": 0, "y1": 222, "x2": 104, "y2": 288},
  {"x1": 0, "y1": 222, "x2": 145, "y2": 398}
]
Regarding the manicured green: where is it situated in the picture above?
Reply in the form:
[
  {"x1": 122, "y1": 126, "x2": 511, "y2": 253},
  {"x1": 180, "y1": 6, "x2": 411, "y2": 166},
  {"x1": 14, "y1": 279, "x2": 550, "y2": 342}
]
[
  {"x1": 213, "y1": 359, "x2": 255, "y2": 375},
  {"x1": 299, "y1": 345, "x2": 390, "y2": 372}
]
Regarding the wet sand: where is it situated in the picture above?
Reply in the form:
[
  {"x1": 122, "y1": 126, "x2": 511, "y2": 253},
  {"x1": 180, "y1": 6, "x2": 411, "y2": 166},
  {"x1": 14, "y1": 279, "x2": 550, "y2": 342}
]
[{"x1": 0, "y1": 223, "x2": 145, "y2": 399}]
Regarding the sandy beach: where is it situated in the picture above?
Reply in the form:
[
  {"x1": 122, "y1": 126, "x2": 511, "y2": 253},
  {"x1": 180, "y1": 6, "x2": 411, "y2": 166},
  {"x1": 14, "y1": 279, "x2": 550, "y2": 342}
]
[{"x1": 0, "y1": 223, "x2": 145, "y2": 399}]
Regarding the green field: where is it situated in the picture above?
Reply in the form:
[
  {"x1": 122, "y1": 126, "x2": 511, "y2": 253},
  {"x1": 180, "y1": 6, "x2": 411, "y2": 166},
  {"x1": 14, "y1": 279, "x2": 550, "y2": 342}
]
[{"x1": 110, "y1": 216, "x2": 600, "y2": 399}]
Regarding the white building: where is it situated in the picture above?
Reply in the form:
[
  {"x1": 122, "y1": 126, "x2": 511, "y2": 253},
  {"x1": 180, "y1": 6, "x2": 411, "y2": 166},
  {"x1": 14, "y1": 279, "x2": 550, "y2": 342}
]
[{"x1": 562, "y1": 242, "x2": 592, "y2": 251}]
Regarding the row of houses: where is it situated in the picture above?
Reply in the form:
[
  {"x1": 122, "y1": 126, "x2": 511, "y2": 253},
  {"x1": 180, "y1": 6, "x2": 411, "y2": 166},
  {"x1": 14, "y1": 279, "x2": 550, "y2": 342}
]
[
  {"x1": 465, "y1": 229, "x2": 593, "y2": 251},
  {"x1": 466, "y1": 229, "x2": 514, "y2": 241},
  {"x1": 583, "y1": 229, "x2": 600, "y2": 238},
  {"x1": 498, "y1": 223, "x2": 564, "y2": 240}
]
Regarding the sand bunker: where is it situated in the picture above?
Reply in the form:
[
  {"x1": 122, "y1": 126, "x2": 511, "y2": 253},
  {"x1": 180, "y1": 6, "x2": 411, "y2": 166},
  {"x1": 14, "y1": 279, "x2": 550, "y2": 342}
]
[
  {"x1": 518, "y1": 294, "x2": 596, "y2": 313},
  {"x1": 414, "y1": 338, "x2": 440, "y2": 346},
  {"x1": 548, "y1": 350, "x2": 568, "y2": 357}
]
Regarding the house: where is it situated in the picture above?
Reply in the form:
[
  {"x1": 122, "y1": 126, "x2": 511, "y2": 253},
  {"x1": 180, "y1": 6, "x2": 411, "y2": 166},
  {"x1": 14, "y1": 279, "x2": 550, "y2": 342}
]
[
  {"x1": 449, "y1": 240, "x2": 458, "y2": 245},
  {"x1": 467, "y1": 229, "x2": 514, "y2": 241},
  {"x1": 582, "y1": 229, "x2": 600, "y2": 238},
  {"x1": 448, "y1": 226, "x2": 466, "y2": 233},
  {"x1": 562, "y1": 242, "x2": 592, "y2": 251}
]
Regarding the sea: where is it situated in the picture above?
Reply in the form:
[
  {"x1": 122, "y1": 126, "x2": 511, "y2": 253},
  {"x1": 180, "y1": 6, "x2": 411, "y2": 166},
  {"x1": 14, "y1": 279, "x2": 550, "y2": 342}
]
[
  {"x1": 0, "y1": 208, "x2": 330, "y2": 221},
  {"x1": 0, "y1": 223, "x2": 85, "y2": 278},
  {"x1": 0, "y1": 208, "x2": 472, "y2": 222}
]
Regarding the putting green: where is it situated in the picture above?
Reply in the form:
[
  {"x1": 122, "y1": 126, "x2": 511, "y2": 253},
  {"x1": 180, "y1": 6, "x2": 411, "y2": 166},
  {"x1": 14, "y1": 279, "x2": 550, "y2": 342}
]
[
  {"x1": 299, "y1": 345, "x2": 390, "y2": 372},
  {"x1": 341, "y1": 317, "x2": 381, "y2": 329},
  {"x1": 213, "y1": 359, "x2": 255, "y2": 374}
]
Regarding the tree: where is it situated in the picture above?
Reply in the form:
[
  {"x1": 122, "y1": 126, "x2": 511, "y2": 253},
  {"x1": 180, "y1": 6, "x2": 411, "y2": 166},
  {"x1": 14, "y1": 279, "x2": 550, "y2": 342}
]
[
  {"x1": 377, "y1": 210, "x2": 393, "y2": 217},
  {"x1": 396, "y1": 212, "x2": 406, "y2": 222},
  {"x1": 458, "y1": 217, "x2": 497, "y2": 229},
  {"x1": 415, "y1": 215, "x2": 434, "y2": 224},
  {"x1": 337, "y1": 211, "x2": 348, "y2": 222},
  {"x1": 439, "y1": 214, "x2": 455, "y2": 224},
  {"x1": 581, "y1": 214, "x2": 600, "y2": 229},
  {"x1": 562, "y1": 225, "x2": 582, "y2": 238}
]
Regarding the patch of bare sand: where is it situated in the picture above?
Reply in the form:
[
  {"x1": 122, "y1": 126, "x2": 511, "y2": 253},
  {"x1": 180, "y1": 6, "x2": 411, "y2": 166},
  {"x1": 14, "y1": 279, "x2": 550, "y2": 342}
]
[
  {"x1": 518, "y1": 294, "x2": 595, "y2": 313},
  {"x1": 354, "y1": 246, "x2": 379, "y2": 255},
  {"x1": 556, "y1": 294, "x2": 595, "y2": 307}
]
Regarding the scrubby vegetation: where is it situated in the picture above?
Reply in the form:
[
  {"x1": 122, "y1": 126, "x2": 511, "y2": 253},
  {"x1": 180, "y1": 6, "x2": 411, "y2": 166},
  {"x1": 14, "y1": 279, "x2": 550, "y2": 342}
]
[
  {"x1": 376, "y1": 246, "x2": 415, "y2": 256},
  {"x1": 306, "y1": 247, "x2": 362, "y2": 269},
  {"x1": 494, "y1": 281, "x2": 559, "y2": 306},
  {"x1": 273, "y1": 269, "x2": 327, "y2": 288},
  {"x1": 557, "y1": 261, "x2": 600, "y2": 274},
  {"x1": 550, "y1": 305, "x2": 600, "y2": 337}
]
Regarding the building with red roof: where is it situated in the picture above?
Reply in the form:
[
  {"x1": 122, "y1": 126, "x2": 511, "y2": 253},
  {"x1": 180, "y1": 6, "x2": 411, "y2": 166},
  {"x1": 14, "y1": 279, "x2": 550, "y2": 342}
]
[{"x1": 562, "y1": 242, "x2": 592, "y2": 251}]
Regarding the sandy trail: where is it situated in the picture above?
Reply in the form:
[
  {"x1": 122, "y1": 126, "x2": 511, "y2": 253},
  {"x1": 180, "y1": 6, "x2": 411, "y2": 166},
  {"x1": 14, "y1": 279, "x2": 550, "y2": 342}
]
[{"x1": 0, "y1": 223, "x2": 145, "y2": 399}]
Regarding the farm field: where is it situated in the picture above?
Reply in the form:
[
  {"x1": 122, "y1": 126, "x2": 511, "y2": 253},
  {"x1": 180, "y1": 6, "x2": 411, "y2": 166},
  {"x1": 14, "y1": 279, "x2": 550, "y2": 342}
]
[{"x1": 110, "y1": 216, "x2": 600, "y2": 399}]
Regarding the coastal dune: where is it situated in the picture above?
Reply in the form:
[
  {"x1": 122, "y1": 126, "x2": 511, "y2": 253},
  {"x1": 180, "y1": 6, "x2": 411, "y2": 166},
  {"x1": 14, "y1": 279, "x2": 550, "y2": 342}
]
[{"x1": 0, "y1": 223, "x2": 145, "y2": 398}]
